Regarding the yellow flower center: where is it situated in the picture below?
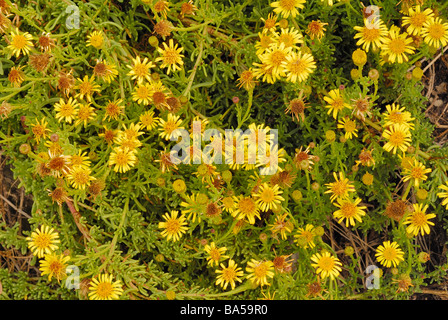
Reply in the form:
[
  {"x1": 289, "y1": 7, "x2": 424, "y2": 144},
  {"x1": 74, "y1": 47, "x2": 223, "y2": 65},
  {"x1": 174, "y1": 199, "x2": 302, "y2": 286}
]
[
  {"x1": 89, "y1": 35, "x2": 103, "y2": 48},
  {"x1": 318, "y1": 256, "x2": 335, "y2": 271},
  {"x1": 410, "y1": 13, "x2": 427, "y2": 27},
  {"x1": 134, "y1": 63, "x2": 149, "y2": 77},
  {"x1": 209, "y1": 248, "x2": 221, "y2": 261},
  {"x1": 340, "y1": 202, "x2": 357, "y2": 218},
  {"x1": 115, "y1": 152, "x2": 131, "y2": 166},
  {"x1": 382, "y1": 247, "x2": 397, "y2": 261},
  {"x1": 35, "y1": 234, "x2": 51, "y2": 249},
  {"x1": 72, "y1": 169, "x2": 90, "y2": 185},
  {"x1": 260, "y1": 188, "x2": 275, "y2": 203},
  {"x1": 287, "y1": 58, "x2": 307, "y2": 74},
  {"x1": 96, "y1": 282, "x2": 114, "y2": 299},
  {"x1": 12, "y1": 34, "x2": 27, "y2": 49},
  {"x1": 222, "y1": 267, "x2": 236, "y2": 281},
  {"x1": 362, "y1": 27, "x2": 380, "y2": 41},
  {"x1": 163, "y1": 49, "x2": 180, "y2": 65},
  {"x1": 389, "y1": 131, "x2": 406, "y2": 146},
  {"x1": 389, "y1": 111, "x2": 405, "y2": 124},
  {"x1": 428, "y1": 23, "x2": 445, "y2": 40},
  {"x1": 165, "y1": 219, "x2": 181, "y2": 234},
  {"x1": 264, "y1": 18, "x2": 276, "y2": 30},
  {"x1": 238, "y1": 198, "x2": 256, "y2": 214},
  {"x1": 60, "y1": 103, "x2": 75, "y2": 117},
  {"x1": 410, "y1": 166, "x2": 425, "y2": 179},
  {"x1": 136, "y1": 86, "x2": 151, "y2": 99},
  {"x1": 254, "y1": 263, "x2": 269, "y2": 278},
  {"x1": 344, "y1": 120, "x2": 356, "y2": 132},
  {"x1": 331, "y1": 98, "x2": 345, "y2": 110},
  {"x1": 410, "y1": 211, "x2": 427, "y2": 227},
  {"x1": 388, "y1": 38, "x2": 406, "y2": 54},
  {"x1": 331, "y1": 180, "x2": 348, "y2": 197},
  {"x1": 49, "y1": 260, "x2": 64, "y2": 275},
  {"x1": 163, "y1": 120, "x2": 178, "y2": 135},
  {"x1": 279, "y1": 34, "x2": 295, "y2": 47},
  {"x1": 270, "y1": 50, "x2": 287, "y2": 67}
]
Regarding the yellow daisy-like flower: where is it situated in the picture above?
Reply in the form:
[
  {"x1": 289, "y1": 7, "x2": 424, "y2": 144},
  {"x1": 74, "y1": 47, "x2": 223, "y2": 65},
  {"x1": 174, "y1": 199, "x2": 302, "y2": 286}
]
[
  {"x1": 158, "y1": 210, "x2": 188, "y2": 242},
  {"x1": 337, "y1": 117, "x2": 358, "y2": 140},
  {"x1": 232, "y1": 195, "x2": 261, "y2": 225},
  {"x1": 8, "y1": 65, "x2": 25, "y2": 87},
  {"x1": 153, "y1": 0, "x2": 170, "y2": 18},
  {"x1": 66, "y1": 165, "x2": 96, "y2": 190},
  {"x1": 269, "y1": 213, "x2": 293, "y2": 240},
  {"x1": 155, "y1": 39, "x2": 184, "y2": 74},
  {"x1": 310, "y1": 251, "x2": 342, "y2": 280},
  {"x1": 282, "y1": 50, "x2": 316, "y2": 83},
  {"x1": 403, "y1": 203, "x2": 436, "y2": 236},
  {"x1": 132, "y1": 82, "x2": 153, "y2": 106},
  {"x1": 158, "y1": 113, "x2": 184, "y2": 141},
  {"x1": 246, "y1": 259, "x2": 275, "y2": 287},
  {"x1": 306, "y1": 20, "x2": 328, "y2": 41},
  {"x1": 39, "y1": 252, "x2": 70, "y2": 282},
  {"x1": 69, "y1": 150, "x2": 91, "y2": 169},
  {"x1": 324, "y1": 88, "x2": 351, "y2": 119},
  {"x1": 270, "y1": 0, "x2": 306, "y2": 18},
  {"x1": 273, "y1": 27, "x2": 303, "y2": 49},
  {"x1": 88, "y1": 274, "x2": 124, "y2": 300},
  {"x1": 333, "y1": 197, "x2": 367, "y2": 227},
  {"x1": 237, "y1": 69, "x2": 258, "y2": 91},
  {"x1": 75, "y1": 75, "x2": 100, "y2": 102},
  {"x1": 402, "y1": 5, "x2": 434, "y2": 36},
  {"x1": 109, "y1": 147, "x2": 137, "y2": 173},
  {"x1": 254, "y1": 183, "x2": 284, "y2": 212},
  {"x1": 139, "y1": 110, "x2": 160, "y2": 131},
  {"x1": 127, "y1": 56, "x2": 154, "y2": 83},
  {"x1": 7, "y1": 28, "x2": 34, "y2": 57},
  {"x1": 324, "y1": 172, "x2": 356, "y2": 203},
  {"x1": 93, "y1": 60, "x2": 118, "y2": 83},
  {"x1": 252, "y1": 61, "x2": 276, "y2": 84},
  {"x1": 103, "y1": 99, "x2": 125, "y2": 121},
  {"x1": 74, "y1": 103, "x2": 96, "y2": 127},
  {"x1": 437, "y1": 183, "x2": 448, "y2": 209},
  {"x1": 261, "y1": 13, "x2": 278, "y2": 34},
  {"x1": 375, "y1": 241, "x2": 405, "y2": 268},
  {"x1": 255, "y1": 32, "x2": 275, "y2": 56},
  {"x1": 383, "y1": 103, "x2": 415, "y2": 130},
  {"x1": 421, "y1": 17, "x2": 448, "y2": 48},
  {"x1": 402, "y1": 158, "x2": 431, "y2": 187},
  {"x1": 119, "y1": 122, "x2": 144, "y2": 141},
  {"x1": 380, "y1": 27, "x2": 415, "y2": 64},
  {"x1": 181, "y1": 193, "x2": 206, "y2": 223},
  {"x1": 204, "y1": 242, "x2": 229, "y2": 267},
  {"x1": 294, "y1": 224, "x2": 316, "y2": 249},
  {"x1": 353, "y1": 18, "x2": 388, "y2": 52},
  {"x1": 259, "y1": 42, "x2": 291, "y2": 81},
  {"x1": 54, "y1": 97, "x2": 79, "y2": 124},
  {"x1": 30, "y1": 117, "x2": 51, "y2": 143},
  {"x1": 382, "y1": 124, "x2": 412, "y2": 155},
  {"x1": 26, "y1": 225, "x2": 60, "y2": 258},
  {"x1": 215, "y1": 259, "x2": 244, "y2": 290},
  {"x1": 86, "y1": 30, "x2": 104, "y2": 49}
]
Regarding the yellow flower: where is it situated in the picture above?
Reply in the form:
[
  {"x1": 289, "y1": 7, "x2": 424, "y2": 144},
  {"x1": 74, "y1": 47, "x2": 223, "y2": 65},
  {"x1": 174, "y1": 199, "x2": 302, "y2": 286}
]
[
  {"x1": 69, "y1": 150, "x2": 91, "y2": 169},
  {"x1": 261, "y1": 13, "x2": 278, "y2": 33},
  {"x1": 269, "y1": 213, "x2": 293, "y2": 240},
  {"x1": 437, "y1": 182, "x2": 448, "y2": 209},
  {"x1": 254, "y1": 183, "x2": 284, "y2": 212},
  {"x1": 67, "y1": 165, "x2": 96, "y2": 189},
  {"x1": 39, "y1": 252, "x2": 70, "y2": 282},
  {"x1": 333, "y1": 197, "x2": 367, "y2": 227},
  {"x1": 337, "y1": 117, "x2": 358, "y2": 140},
  {"x1": 74, "y1": 103, "x2": 96, "y2": 127},
  {"x1": 158, "y1": 210, "x2": 188, "y2": 242},
  {"x1": 355, "y1": 148, "x2": 375, "y2": 167},
  {"x1": 26, "y1": 225, "x2": 60, "y2": 258},
  {"x1": 93, "y1": 60, "x2": 118, "y2": 83},
  {"x1": 8, "y1": 65, "x2": 25, "y2": 87},
  {"x1": 324, "y1": 88, "x2": 351, "y2": 119},
  {"x1": 403, "y1": 203, "x2": 436, "y2": 236},
  {"x1": 380, "y1": 27, "x2": 415, "y2": 64},
  {"x1": 132, "y1": 82, "x2": 153, "y2": 106},
  {"x1": 310, "y1": 251, "x2": 342, "y2": 280},
  {"x1": 7, "y1": 28, "x2": 34, "y2": 57},
  {"x1": 246, "y1": 259, "x2": 275, "y2": 287},
  {"x1": 155, "y1": 39, "x2": 184, "y2": 74},
  {"x1": 352, "y1": 48, "x2": 367, "y2": 67},
  {"x1": 153, "y1": 0, "x2": 170, "y2": 18},
  {"x1": 353, "y1": 18, "x2": 388, "y2": 52},
  {"x1": 75, "y1": 75, "x2": 100, "y2": 102},
  {"x1": 158, "y1": 113, "x2": 184, "y2": 140},
  {"x1": 402, "y1": 158, "x2": 431, "y2": 187},
  {"x1": 294, "y1": 224, "x2": 316, "y2": 249},
  {"x1": 273, "y1": 27, "x2": 303, "y2": 49},
  {"x1": 54, "y1": 97, "x2": 79, "y2": 124},
  {"x1": 181, "y1": 193, "x2": 206, "y2": 223},
  {"x1": 270, "y1": 0, "x2": 306, "y2": 18},
  {"x1": 109, "y1": 147, "x2": 137, "y2": 173},
  {"x1": 103, "y1": 99, "x2": 125, "y2": 121},
  {"x1": 324, "y1": 172, "x2": 356, "y2": 203},
  {"x1": 259, "y1": 42, "x2": 291, "y2": 81},
  {"x1": 215, "y1": 259, "x2": 244, "y2": 290},
  {"x1": 139, "y1": 110, "x2": 160, "y2": 131},
  {"x1": 375, "y1": 241, "x2": 405, "y2": 268},
  {"x1": 421, "y1": 17, "x2": 448, "y2": 48},
  {"x1": 362, "y1": 172, "x2": 374, "y2": 186},
  {"x1": 237, "y1": 69, "x2": 257, "y2": 91},
  {"x1": 30, "y1": 117, "x2": 51, "y2": 143},
  {"x1": 232, "y1": 195, "x2": 261, "y2": 224},
  {"x1": 402, "y1": 5, "x2": 434, "y2": 36},
  {"x1": 306, "y1": 20, "x2": 328, "y2": 41},
  {"x1": 382, "y1": 124, "x2": 412, "y2": 154},
  {"x1": 282, "y1": 50, "x2": 316, "y2": 83},
  {"x1": 86, "y1": 30, "x2": 104, "y2": 49},
  {"x1": 127, "y1": 56, "x2": 154, "y2": 83},
  {"x1": 88, "y1": 274, "x2": 124, "y2": 300},
  {"x1": 204, "y1": 242, "x2": 229, "y2": 267},
  {"x1": 383, "y1": 103, "x2": 414, "y2": 130}
]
